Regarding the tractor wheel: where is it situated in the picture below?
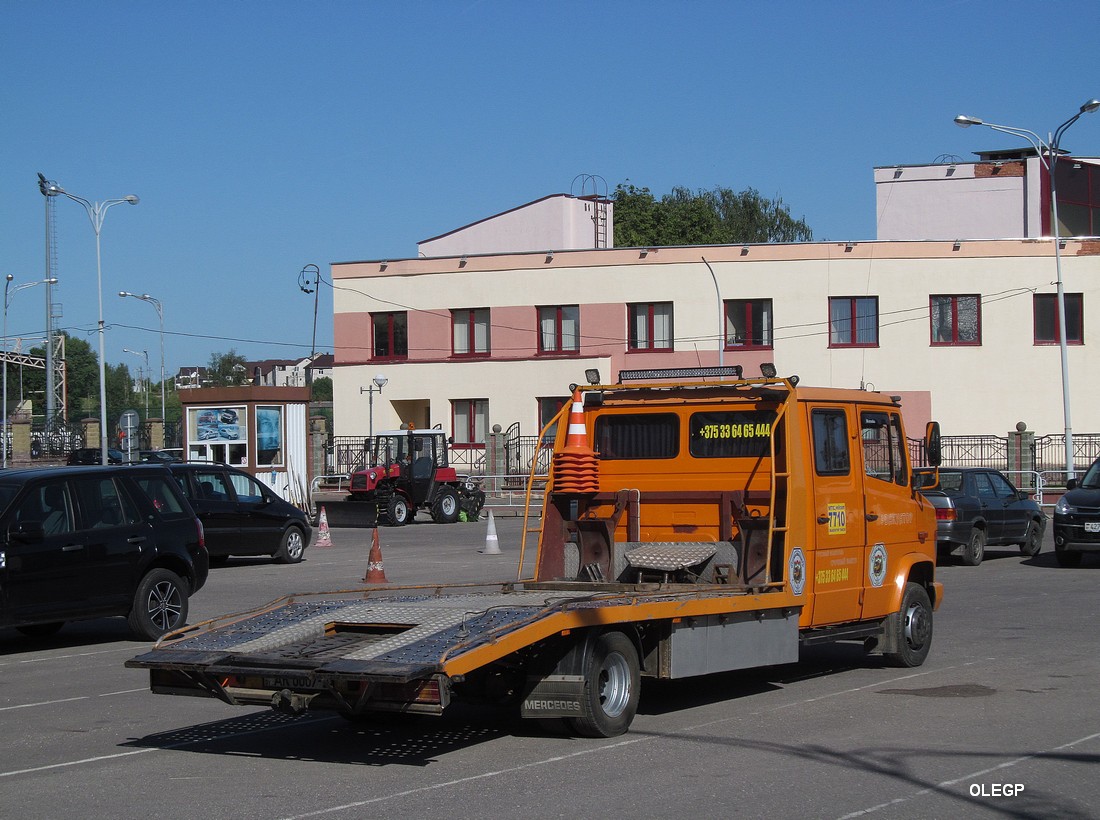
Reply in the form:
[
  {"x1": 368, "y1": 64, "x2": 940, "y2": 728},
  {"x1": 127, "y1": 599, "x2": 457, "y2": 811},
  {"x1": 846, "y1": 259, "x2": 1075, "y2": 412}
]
[
  {"x1": 431, "y1": 487, "x2": 460, "y2": 524},
  {"x1": 385, "y1": 494, "x2": 411, "y2": 526}
]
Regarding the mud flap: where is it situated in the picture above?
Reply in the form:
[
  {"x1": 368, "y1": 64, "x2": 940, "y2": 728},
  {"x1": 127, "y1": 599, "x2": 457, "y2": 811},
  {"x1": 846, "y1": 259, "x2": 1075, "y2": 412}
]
[
  {"x1": 865, "y1": 614, "x2": 898, "y2": 655},
  {"x1": 520, "y1": 674, "x2": 585, "y2": 719}
]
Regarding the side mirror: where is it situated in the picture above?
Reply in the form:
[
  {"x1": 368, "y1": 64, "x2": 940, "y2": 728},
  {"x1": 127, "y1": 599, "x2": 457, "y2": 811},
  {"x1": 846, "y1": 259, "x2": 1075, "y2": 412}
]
[
  {"x1": 924, "y1": 421, "x2": 942, "y2": 467},
  {"x1": 9, "y1": 521, "x2": 45, "y2": 542},
  {"x1": 1067, "y1": 478, "x2": 1078, "y2": 491}
]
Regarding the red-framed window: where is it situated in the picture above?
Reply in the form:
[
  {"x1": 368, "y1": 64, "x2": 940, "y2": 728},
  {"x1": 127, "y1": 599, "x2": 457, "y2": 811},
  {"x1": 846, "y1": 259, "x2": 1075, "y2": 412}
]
[
  {"x1": 451, "y1": 308, "x2": 490, "y2": 356},
  {"x1": 829, "y1": 296, "x2": 878, "y2": 348},
  {"x1": 1055, "y1": 160, "x2": 1100, "y2": 236},
  {"x1": 724, "y1": 298, "x2": 773, "y2": 349},
  {"x1": 628, "y1": 302, "x2": 673, "y2": 351},
  {"x1": 371, "y1": 312, "x2": 408, "y2": 359},
  {"x1": 452, "y1": 399, "x2": 489, "y2": 446},
  {"x1": 537, "y1": 305, "x2": 579, "y2": 354},
  {"x1": 930, "y1": 295, "x2": 981, "y2": 346},
  {"x1": 1034, "y1": 293, "x2": 1083, "y2": 345}
]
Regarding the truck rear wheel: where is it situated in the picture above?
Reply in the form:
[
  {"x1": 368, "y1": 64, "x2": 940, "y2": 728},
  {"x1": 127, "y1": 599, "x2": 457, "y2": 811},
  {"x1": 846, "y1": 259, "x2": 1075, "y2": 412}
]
[
  {"x1": 570, "y1": 631, "x2": 640, "y2": 738},
  {"x1": 884, "y1": 582, "x2": 932, "y2": 668},
  {"x1": 430, "y1": 487, "x2": 460, "y2": 524}
]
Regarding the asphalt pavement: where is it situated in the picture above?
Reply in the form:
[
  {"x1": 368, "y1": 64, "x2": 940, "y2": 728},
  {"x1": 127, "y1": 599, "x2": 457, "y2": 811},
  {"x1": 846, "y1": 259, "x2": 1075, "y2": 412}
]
[{"x1": 1, "y1": 517, "x2": 1097, "y2": 820}]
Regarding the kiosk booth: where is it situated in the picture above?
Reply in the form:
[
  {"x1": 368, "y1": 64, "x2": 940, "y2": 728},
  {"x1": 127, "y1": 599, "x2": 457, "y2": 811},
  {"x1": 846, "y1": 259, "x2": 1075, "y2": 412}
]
[{"x1": 179, "y1": 386, "x2": 311, "y2": 508}]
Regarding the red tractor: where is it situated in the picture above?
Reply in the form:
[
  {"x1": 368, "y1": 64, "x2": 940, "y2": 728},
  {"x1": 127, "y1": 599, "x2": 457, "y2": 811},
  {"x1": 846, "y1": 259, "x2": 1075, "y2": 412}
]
[{"x1": 347, "y1": 429, "x2": 485, "y2": 526}]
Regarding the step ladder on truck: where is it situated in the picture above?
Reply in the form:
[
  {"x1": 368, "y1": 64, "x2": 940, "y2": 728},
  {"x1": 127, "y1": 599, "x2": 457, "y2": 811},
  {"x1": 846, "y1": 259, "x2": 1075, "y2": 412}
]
[{"x1": 128, "y1": 366, "x2": 944, "y2": 738}]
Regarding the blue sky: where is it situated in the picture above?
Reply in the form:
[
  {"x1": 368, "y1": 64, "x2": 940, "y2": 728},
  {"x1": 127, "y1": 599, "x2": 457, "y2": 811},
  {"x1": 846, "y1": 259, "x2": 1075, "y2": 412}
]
[{"x1": 2, "y1": 1, "x2": 1098, "y2": 379}]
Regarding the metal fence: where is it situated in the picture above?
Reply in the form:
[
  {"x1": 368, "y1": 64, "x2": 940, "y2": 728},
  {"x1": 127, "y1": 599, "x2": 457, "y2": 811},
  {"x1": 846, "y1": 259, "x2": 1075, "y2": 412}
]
[{"x1": 327, "y1": 435, "x2": 487, "y2": 476}]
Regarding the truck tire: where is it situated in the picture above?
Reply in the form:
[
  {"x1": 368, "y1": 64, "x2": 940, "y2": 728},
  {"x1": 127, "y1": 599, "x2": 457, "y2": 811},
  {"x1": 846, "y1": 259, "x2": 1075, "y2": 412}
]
[
  {"x1": 884, "y1": 582, "x2": 932, "y2": 668},
  {"x1": 430, "y1": 487, "x2": 460, "y2": 524},
  {"x1": 1019, "y1": 520, "x2": 1042, "y2": 557},
  {"x1": 128, "y1": 568, "x2": 189, "y2": 641},
  {"x1": 569, "y1": 631, "x2": 640, "y2": 738},
  {"x1": 386, "y1": 494, "x2": 411, "y2": 527},
  {"x1": 275, "y1": 526, "x2": 306, "y2": 563},
  {"x1": 962, "y1": 527, "x2": 985, "y2": 566}
]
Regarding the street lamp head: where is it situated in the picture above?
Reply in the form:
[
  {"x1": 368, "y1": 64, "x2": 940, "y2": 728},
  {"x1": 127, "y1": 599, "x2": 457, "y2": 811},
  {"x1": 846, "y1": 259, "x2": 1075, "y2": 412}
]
[
  {"x1": 5, "y1": 275, "x2": 11, "y2": 283},
  {"x1": 124, "y1": 195, "x2": 139, "y2": 205},
  {"x1": 1082, "y1": 99, "x2": 1100, "y2": 114},
  {"x1": 119, "y1": 291, "x2": 131, "y2": 298},
  {"x1": 954, "y1": 115, "x2": 983, "y2": 128},
  {"x1": 373, "y1": 375, "x2": 388, "y2": 390}
]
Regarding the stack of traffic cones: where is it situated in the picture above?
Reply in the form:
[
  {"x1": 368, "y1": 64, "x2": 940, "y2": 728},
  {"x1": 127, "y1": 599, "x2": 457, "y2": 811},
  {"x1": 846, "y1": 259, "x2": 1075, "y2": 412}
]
[
  {"x1": 552, "y1": 388, "x2": 599, "y2": 493},
  {"x1": 363, "y1": 528, "x2": 389, "y2": 583}
]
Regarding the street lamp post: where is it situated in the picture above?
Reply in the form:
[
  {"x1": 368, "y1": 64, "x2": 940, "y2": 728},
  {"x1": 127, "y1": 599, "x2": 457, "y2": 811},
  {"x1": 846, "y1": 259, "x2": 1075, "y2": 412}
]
[
  {"x1": 298, "y1": 264, "x2": 321, "y2": 385},
  {"x1": 44, "y1": 179, "x2": 139, "y2": 465},
  {"x1": 3, "y1": 275, "x2": 58, "y2": 469},
  {"x1": 955, "y1": 99, "x2": 1100, "y2": 482},
  {"x1": 119, "y1": 291, "x2": 165, "y2": 422},
  {"x1": 360, "y1": 374, "x2": 389, "y2": 440},
  {"x1": 123, "y1": 347, "x2": 150, "y2": 418}
]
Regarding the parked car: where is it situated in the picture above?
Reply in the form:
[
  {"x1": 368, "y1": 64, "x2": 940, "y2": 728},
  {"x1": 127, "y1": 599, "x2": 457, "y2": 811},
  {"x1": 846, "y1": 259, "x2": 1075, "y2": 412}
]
[
  {"x1": 139, "y1": 449, "x2": 182, "y2": 464},
  {"x1": 0, "y1": 465, "x2": 208, "y2": 640},
  {"x1": 67, "y1": 448, "x2": 125, "y2": 465},
  {"x1": 1053, "y1": 458, "x2": 1100, "y2": 567},
  {"x1": 167, "y1": 463, "x2": 311, "y2": 564},
  {"x1": 915, "y1": 467, "x2": 1046, "y2": 566}
]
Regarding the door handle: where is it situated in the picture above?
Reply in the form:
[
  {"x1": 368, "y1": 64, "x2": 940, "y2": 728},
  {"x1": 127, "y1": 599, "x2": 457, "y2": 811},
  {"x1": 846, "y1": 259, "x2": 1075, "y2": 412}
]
[
  {"x1": 61, "y1": 543, "x2": 84, "y2": 552},
  {"x1": 866, "y1": 513, "x2": 879, "y2": 521},
  {"x1": 127, "y1": 536, "x2": 148, "y2": 545},
  {"x1": 817, "y1": 515, "x2": 829, "y2": 524}
]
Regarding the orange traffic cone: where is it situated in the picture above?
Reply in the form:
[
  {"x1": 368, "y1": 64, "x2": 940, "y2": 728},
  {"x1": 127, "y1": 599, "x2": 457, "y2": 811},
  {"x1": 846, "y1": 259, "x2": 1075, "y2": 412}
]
[
  {"x1": 363, "y1": 527, "x2": 389, "y2": 583},
  {"x1": 316, "y1": 506, "x2": 332, "y2": 547},
  {"x1": 553, "y1": 388, "x2": 599, "y2": 493}
]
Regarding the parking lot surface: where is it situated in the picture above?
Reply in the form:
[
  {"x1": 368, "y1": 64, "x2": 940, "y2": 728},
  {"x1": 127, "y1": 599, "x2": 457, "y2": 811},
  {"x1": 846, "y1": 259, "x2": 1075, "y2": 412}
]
[{"x1": 2, "y1": 518, "x2": 1097, "y2": 819}]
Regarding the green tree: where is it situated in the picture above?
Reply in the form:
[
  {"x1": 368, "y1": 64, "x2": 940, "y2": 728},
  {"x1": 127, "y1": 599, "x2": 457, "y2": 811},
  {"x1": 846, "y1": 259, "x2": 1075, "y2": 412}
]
[
  {"x1": 612, "y1": 183, "x2": 813, "y2": 247},
  {"x1": 310, "y1": 376, "x2": 333, "y2": 401},
  {"x1": 207, "y1": 349, "x2": 249, "y2": 387},
  {"x1": 19, "y1": 332, "x2": 100, "y2": 421}
]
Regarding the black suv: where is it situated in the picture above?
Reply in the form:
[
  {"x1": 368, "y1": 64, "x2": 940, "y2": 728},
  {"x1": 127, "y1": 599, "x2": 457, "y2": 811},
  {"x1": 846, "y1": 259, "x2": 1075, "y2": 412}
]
[
  {"x1": 1054, "y1": 458, "x2": 1100, "y2": 567},
  {"x1": 0, "y1": 465, "x2": 208, "y2": 640},
  {"x1": 168, "y1": 463, "x2": 311, "y2": 564},
  {"x1": 67, "y1": 448, "x2": 125, "y2": 465}
]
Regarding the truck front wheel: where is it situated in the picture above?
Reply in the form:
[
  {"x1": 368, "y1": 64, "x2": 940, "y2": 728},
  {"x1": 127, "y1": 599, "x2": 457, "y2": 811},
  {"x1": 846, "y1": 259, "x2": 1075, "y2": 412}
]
[
  {"x1": 570, "y1": 631, "x2": 640, "y2": 738},
  {"x1": 884, "y1": 582, "x2": 932, "y2": 668}
]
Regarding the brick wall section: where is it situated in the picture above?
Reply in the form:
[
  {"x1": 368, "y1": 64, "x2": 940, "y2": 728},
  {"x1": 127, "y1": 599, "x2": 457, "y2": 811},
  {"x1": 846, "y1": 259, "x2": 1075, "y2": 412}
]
[
  {"x1": 974, "y1": 161, "x2": 1025, "y2": 177},
  {"x1": 1075, "y1": 239, "x2": 1100, "y2": 256}
]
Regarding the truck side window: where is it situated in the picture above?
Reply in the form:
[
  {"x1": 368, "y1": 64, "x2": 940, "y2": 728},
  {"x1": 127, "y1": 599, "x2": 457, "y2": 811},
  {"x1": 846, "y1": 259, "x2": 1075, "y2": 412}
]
[
  {"x1": 812, "y1": 409, "x2": 850, "y2": 475},
  {"x1": 860, "y1": 411, "x2": 908, "y2": 486},
  {"x1": 594, "y1": 414, "x2": 679, "y2": 460}
]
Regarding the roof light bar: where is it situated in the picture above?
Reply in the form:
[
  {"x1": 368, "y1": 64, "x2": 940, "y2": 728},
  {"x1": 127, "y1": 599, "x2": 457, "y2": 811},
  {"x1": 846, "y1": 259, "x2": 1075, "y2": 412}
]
[{"x1": 617, "y1": 365, "x2": 744, "y2": 382}]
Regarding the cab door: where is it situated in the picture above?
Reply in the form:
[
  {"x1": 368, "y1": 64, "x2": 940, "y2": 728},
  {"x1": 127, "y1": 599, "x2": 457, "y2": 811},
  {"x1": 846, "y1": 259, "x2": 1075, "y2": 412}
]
[
  {"x1": 859, "y1": 408, "x2": 915, "y2": 619},
  {"x1": 807, "y1": 405, "x2": 866, "y2": 625}
]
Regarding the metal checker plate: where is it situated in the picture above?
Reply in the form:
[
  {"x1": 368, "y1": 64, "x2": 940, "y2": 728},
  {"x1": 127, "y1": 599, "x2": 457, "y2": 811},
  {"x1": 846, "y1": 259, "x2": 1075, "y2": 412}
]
[{"x1": 625, "y1": 542, "x2": 718, "y2": 572}]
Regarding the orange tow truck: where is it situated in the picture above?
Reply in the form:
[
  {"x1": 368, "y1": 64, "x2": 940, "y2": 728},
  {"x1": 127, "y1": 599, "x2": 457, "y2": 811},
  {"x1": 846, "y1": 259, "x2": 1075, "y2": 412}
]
[{"x1": 128, "y1": 367, "x2": 943, "y2": 737}]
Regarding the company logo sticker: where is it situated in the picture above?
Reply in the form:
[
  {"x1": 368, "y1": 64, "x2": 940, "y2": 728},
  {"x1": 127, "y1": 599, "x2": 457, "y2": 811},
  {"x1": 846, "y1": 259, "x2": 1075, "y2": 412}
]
[
  {"x1": 789, "y1": 547, "x2": 806, "y2": 595},
  {"x1": 827, "y1": 503, "x2": 846, "y2": 535},
  {"x1": 869, "y1": 543, "x2": 887, "y2": 587}
]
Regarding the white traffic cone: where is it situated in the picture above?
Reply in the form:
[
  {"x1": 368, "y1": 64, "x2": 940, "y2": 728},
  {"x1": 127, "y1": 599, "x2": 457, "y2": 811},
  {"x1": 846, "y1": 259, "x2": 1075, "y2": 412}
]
[
  {"x1": 316, "y1": 506, "x2": 332, "y2": 547},
  {"x1": 479, "y1": 510, "x2": 501, "y2": 554}
]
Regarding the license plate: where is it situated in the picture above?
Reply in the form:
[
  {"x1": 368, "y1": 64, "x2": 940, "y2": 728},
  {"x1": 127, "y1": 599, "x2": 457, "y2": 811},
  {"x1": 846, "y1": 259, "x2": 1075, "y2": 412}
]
[{"x1": 1085, "y1": 522, "x2": 1100, "y2": 533}]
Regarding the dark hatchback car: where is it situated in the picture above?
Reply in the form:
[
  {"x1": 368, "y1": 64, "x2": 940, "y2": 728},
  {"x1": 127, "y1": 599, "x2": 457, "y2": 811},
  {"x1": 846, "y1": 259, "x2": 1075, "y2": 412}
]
[
  {"x1": 0, "y1": 465, "x2": 208, "y2": 640},
  {"x1": 67, "y1": 448, "x2": 125, "y2": 465},
  {"x1": 1053, "y1": 458, "x2": 1100, "y2": 567},
  {"x1": 168, "y1": 463, "x2": 311, "y2": 564},
  {"x1": 916, "y1": 467, "x2": 1046, "y2": 566}
]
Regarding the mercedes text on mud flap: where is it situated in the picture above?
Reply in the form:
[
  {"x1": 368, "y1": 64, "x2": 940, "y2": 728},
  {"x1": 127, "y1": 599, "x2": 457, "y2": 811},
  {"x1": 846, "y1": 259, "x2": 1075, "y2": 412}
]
[
  {"x1": 346, "y1": 428, "x2": 485, "y2": 525},
  {"x1": 128, "y1": 366, "x2": 943, "y2": 737}
]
